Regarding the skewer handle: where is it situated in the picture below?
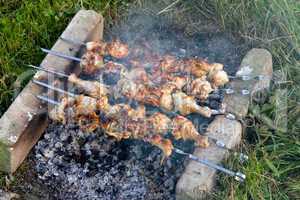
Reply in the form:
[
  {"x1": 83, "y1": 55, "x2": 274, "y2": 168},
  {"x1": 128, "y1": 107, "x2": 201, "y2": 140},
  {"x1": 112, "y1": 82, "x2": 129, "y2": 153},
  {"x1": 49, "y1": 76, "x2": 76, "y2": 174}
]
[
  {"x1": 229, "y1": 75, "x2": 266, "y2": 81},
  {"x1": 217, "y1": 88, "x2": 250, "y2": 96},
  {"x1": 173, "y1": 148, "x2": 246, "y2": 182},
  {"x1": 214, "y1": 140, "x2": 248, "y2": 162}
]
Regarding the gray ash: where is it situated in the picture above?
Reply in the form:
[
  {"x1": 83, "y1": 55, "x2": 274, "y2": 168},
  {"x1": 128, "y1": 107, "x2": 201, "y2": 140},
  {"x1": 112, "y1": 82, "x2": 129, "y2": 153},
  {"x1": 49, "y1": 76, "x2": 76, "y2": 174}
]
[{"x1": 33, "y1": 122, "x2": 192, "y2": 200}]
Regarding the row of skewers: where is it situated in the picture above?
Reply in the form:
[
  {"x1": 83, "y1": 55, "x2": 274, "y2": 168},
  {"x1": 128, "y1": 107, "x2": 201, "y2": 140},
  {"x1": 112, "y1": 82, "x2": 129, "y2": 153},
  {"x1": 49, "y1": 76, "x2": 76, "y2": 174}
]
[{"x1": 30, "y1": 38, "x2": 247, "y2": 181}]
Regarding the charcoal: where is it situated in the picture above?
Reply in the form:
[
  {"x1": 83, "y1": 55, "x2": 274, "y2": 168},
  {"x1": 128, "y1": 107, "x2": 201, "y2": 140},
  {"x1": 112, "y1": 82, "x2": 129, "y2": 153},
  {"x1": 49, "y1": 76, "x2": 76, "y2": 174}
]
[{"x1": 32, "y1": 122, "x2": 189, "y2": 200}]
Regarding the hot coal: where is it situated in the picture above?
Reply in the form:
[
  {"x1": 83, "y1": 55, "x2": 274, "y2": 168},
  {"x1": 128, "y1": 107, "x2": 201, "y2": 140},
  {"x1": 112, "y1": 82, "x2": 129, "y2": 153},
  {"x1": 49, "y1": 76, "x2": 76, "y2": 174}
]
[{"x1": 33, "y1": 122, "x2": 193, "y2": 200}]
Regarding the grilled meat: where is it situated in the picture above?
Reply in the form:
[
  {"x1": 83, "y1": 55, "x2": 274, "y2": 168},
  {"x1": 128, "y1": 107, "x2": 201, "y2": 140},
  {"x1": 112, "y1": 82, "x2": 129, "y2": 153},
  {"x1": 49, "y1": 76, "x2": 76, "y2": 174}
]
[
  {"x1": 86, "y1": 40, "x2": 107, "y2": 55},
  {"x1": 69, "y1": 74, "x2": 109, "y2": 99},
  {"x1": 188, "y1": 77, "x2": 213, "y2": 100},
  {"x1": 77, "y1": 112, "x2": 100, "y2": 132},
  {"x1": 106, "y1": 39, "x2": 129, "y2": 59},
  {"x1": 80, "y1": 51, "x2": 104, "y2": 74},
  {"x1": 172, "y1": 115, "x2": 209, "y2": 147},
  {"x1": 147, "y1": 112, "x2": 172, "y2": 135},
  {"x1": 146, "y1": 135, "x2": 173, "y2": 159},
  {"x1": 172, "y1": 91, "x2": 212, "y2": 117},
  {"x1": 48, "y1": 96, "x2": 75, "y2": 124},
  {"x1": 208, "y1": 69, "x2": 229, "y2": 88},
  {"x1": 86, "y1": 39, "x2": 129, "y2": 59}
]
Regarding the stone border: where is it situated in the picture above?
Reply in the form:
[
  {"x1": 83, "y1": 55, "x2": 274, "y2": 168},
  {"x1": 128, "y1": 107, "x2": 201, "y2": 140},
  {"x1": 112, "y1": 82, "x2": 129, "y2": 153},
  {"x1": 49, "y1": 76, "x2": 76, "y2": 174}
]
[
  {"x1": 0, "y1": 10, "x2": 104, "y2": 173},
  {"x1": 176, "y1": 48, "x2": 273, "y2": 199}
]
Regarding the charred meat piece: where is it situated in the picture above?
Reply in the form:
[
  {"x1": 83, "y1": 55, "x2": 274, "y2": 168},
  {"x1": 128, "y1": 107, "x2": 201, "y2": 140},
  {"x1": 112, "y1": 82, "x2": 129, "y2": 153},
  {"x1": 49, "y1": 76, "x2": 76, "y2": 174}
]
[
  {"x1": 80, "y1": 51, "x2": 104, "y2": 74},
  {"x1": 86, "y1": 39, "x2": 129, "y2": 59},
  {"x1": 125, "y1": 67, "x2": 152, "y2": 84},
  {"x1": 74, "y1": 95, "x2": 99, "y2": 116},
  {"x1": 146, "y1": 135, "x2": 173, "y2": 159},
  {"x1": 77, "y1": 112, "x2": 100, "y2": 133},
  {"x1": 159, "y1": 55, "x2": 184, "y2": 73},
  {"x1": 103, "y1": 120, "x2": 132, "y2": 141},
  {"x1": 172, "y1": 115, "x2": 209, "y2": 147},
  {"x1": 115, "y1": 79, "x2": 161, "y2": 107},
  {"x1": 86, "y1": 41, "x2": 107, "y2": 55},
  {"x1": 172, "y1": 91, "x2": 212, "y2": 117},
  {"x1": 106, "y1": 39, "x2": 129, "y2": 59},
  {"x1": 105, "y1": 104, "x2": 146, "y2": 121}
]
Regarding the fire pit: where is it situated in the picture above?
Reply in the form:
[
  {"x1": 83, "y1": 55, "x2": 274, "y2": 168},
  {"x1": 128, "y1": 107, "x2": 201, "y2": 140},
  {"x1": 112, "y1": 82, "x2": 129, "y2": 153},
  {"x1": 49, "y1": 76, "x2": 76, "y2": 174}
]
[{"x1": 0, "y1": 10, "x2": 273, "y2": 200}]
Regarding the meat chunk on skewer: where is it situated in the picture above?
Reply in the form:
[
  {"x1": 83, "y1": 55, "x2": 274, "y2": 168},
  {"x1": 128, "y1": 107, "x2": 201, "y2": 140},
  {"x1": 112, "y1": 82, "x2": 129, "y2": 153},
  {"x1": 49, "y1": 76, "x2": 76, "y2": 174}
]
[
  {"x1": 172, "y1": 115, "x2": 209, "y2": 147},
  {"x1": 208, "y1": 69, "x2": 229, "y2": 88},
  {"x1": 106, "y1": 39, "x2": 129, "y2": 59},
  {"x1": 86, "y1": 39, "x2": 129, "y2": 59},
  {"x1": 172, "y1": 91, "x2": 212, "y2": 117},
  {"x1": 86, "y1": 40, "x2": 107, "y2": 55},
  {"x1": 146, "y1": 135, "x2": 173, "y2": 159},
  {"x1": 69, "y1": 74, "x2": 109, "y2": 99},
  {"x1": 80, "y1": 51, "x2": 104, "y2": 74},
  {"x1": 147, "y1": 112, "x2": 172, "y2": 135},
  {"x1": 77, "y1": 112, "x2": 100, "y2": 133},
  {"x1": 49, "y1": 95, "x2": 101, "y2": 132},
  {"x1": 48, "y1": 96, "x2": 75, "y2": 124},
  {"x1": 188, "y1": 77, "x2": 213, "y2": 100}
]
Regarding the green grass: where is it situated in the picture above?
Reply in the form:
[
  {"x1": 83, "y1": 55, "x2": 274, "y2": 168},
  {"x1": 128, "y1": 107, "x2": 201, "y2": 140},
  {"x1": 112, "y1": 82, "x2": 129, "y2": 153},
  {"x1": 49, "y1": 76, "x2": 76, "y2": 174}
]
[{"x1": 0, "y1": 0, "x2": 299, "y2": 199}]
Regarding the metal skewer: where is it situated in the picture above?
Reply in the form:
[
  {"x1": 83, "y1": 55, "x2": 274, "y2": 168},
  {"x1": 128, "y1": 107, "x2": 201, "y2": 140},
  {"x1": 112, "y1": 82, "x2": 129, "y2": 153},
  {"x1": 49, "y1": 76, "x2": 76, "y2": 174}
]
[
  {"x1": 37, "y1": 94, "x2": 60, "y2": 105},
  {"x1": 28, "y1": 64, "x2": 69, "y2": 78},
  {"x1": 37, "y1": 93, "x2": 246, "y2": 182},
  {"x1": 33, "y1": 79, "x2": 247, "y2": 162},
  {"x1": 32, "y1": 79, "x2": 76, "y2": 97},
  {"x1": 41, "y1": 48, "x2": 81, "y2": 62},
  {"x1": 172, "y1": 148, "x2": 246, "y2": 182},
  {"x1": 59, "y1": 37, "x2": 265, "y2": 82},
  {"x1": 39, "y1": 49, "x2": 252, "y2": 97},
  {"x1": 28, "y1": 64, "x2": 250, "y2": 100},
  {"x1": 30, "y1": 64, "x2": 229, "y2": 117}
]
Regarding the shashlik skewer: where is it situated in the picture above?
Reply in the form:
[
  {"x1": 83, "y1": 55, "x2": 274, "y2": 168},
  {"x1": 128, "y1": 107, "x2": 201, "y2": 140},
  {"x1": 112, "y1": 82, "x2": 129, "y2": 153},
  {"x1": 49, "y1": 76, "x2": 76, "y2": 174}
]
[
  {"x1": 37, "y1": 94, "x2": 246, "y2": 182},
  {"x1": 40, "y1": 47, "x2": 230, "y2": 89},
  {"x1": 34, "y1": 81, "x2": 210, "y2": 147},
  {"x1": 33, "y1": 80, "x2": 249, "y2": 162},
  {"x1": 29, "y1": 62, "x2": 250, "y2": 98},
  {"x1": 30, "y1": 65, "x2": 225, "y2": 117},
  {"x1": 60, "y1": 36, "x2": 266, "y2": 82}
]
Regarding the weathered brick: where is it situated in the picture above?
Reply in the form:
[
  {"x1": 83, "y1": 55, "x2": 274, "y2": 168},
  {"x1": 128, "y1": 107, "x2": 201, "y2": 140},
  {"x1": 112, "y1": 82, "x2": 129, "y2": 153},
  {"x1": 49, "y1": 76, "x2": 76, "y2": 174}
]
[
  {"x1": 176, "y1": 48, "x2": 273, "y2": 199},
  {"x1": 0, "y1": 10, "x2": 103, "y2": 173}
]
